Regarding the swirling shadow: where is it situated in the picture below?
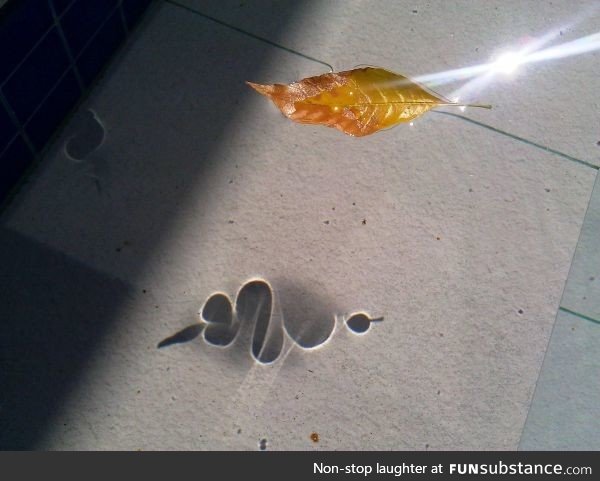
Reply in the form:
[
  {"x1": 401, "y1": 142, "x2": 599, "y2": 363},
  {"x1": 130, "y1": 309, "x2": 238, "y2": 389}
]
[{"x1": 158, "y1": 277, "x2": 377, "y2": 364}]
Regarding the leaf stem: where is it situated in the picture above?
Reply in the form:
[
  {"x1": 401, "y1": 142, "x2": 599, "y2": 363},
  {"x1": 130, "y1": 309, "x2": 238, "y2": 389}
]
[{"x1": 343, "y1": 101, "x2": 492, "y2": 109}]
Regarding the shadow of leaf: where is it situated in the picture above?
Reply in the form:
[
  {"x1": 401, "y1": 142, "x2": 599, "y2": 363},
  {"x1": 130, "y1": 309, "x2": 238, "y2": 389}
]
[{"x1": 157, "y1": 323, "x2": 203, "y2": 348}]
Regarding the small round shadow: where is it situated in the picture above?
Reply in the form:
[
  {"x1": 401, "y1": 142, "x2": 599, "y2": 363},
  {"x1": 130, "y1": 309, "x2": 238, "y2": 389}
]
[
  {"x1": 346, "y1": 312, "x2": 383, "y2": 334},
  {"x1": 346, "y1": 313, "x2": 371, "y2": 334}
]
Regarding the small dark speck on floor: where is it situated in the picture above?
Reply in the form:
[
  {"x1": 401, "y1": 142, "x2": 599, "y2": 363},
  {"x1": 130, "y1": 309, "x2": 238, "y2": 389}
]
[
  {"x1": 259, "y1": 438, "x2": 267, "y2": 450},
  {"x1": 590, "y1": 276, "x2": 595, "y2": 281},
  {"x1": 572, "y1": 327, "x2": 576, "y2": 331},
  {"x1": 545, "y1": 188, "x2": 551, "y2": 192},
  {"x1": 596, "y1": 140, "x2": 600, "y2": 146},
  {"x1": 229, "y1": 179, "x2": 233, "y2": 184},
  {"x1": 237, "y1": 428, "x2": 242, "y2": 434},
  {"x1": 142, "y1": 289, "x2": 147, "y2": 293},
  {"x1": 518, "y1": 309, "x2": 524, "y2": 314},
  {"x1": 362, "y1": 218, "x2": 367, "y2": 225},
  {"x1": 311, "y1": 432, "x2": 319, "y2": 443},
  {"x1": 412, "y1": 9, "x2": 418, "y2": 13},
  {"x1": 469, "y1": 188, "x2": 473, "y2": 192},
  {"x1": 437, "y1": 390, "x2": 441, "y2": 395},
  {"x1": 436, "y1": 236, "x2": 441, "y2": 240},
  {"x1": 439, "y1": 333, "x2": 444, "y2": 337},
  {"x1": 308, "y1": 369, "x2": 314, "y2": 373},
  {"x1": 228, "y1": 220, "x2": 235, "y2": 224},
  {"x1": 324, "y1": 220, "x2": 330, "y2": 225}
]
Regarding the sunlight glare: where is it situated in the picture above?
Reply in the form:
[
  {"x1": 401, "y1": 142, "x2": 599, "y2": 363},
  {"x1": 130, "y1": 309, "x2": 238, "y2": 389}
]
[{"x1": 491, "y1": 51, "x2": 525, "y2": 74}]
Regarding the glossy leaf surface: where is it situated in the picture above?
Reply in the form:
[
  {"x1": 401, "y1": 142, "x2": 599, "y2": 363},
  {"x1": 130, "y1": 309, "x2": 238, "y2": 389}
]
[{"x1": 248, "y1": 67, "x2": 490, "y2": 137}]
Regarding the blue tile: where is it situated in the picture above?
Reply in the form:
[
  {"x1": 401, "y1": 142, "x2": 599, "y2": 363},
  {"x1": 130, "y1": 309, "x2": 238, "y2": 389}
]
[
  {"x1": 122, "y1": 0, "x2": 152, "y2": 29},
  {"x1": 0, "y1": 0, "x2": 53, "y2": 83},
  {"x1": 51, "y1": 0, "x2": 76, "y2": 16},
  {"x1": 0, "y1": 135, "x2": 34, "y2": 203},
  {"x1": 3, "y1": 28, "x2": 71, "y2": 123},
  {"x1": 0, "y1": 102, "x2": 17, "y2": 153},
  {"x1": 60, "y1": 0, "x2": 119, "y2": 58},
  {"x1": 25, "y1": 69, "x2": 80, "y2": 151},
  {"x1": 76, "y1": 10, "x2": 125, "y2": 87}
]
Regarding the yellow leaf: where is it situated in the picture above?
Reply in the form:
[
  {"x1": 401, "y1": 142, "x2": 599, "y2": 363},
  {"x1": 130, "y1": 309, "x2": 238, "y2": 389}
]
[{"x1": 247, "y1": 67, "x2": 491, "y2": 137}]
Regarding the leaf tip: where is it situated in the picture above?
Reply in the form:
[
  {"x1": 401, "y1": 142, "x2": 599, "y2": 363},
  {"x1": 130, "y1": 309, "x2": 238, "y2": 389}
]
[{"x1": 246, "y1": 81, "x2": 274, "y2": 97}]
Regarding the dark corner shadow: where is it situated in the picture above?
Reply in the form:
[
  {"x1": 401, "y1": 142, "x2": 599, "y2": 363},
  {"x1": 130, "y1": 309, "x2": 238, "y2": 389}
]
[
  {"x1": 0, "y1": 2, "x2": 309, "y2": 447},
  {"x1": 0, "y1": 228, "x2": 133, "y2": 449}
]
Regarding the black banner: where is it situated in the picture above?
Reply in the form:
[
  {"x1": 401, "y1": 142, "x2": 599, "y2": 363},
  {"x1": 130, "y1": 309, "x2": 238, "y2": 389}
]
[{"x1": 0, "y1": 451, "x2": 597, "y2": 480}]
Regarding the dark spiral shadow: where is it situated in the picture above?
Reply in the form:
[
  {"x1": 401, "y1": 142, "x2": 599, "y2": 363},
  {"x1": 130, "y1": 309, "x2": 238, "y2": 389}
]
[{"x1": 158, "y1": 277, "x2": 381, "y2": 363}]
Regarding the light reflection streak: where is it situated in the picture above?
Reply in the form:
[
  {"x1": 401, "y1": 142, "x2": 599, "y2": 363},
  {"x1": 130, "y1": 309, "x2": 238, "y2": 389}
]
[{"x1": 409, "y1": 24, "x2": 600, "y2": 103}]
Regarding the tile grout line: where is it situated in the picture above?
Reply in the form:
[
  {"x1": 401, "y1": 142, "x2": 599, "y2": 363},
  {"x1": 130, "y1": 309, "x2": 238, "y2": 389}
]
[
  {"x1": 70, "y1": 3, "x2": 124, "y2": 64},
  {"x1": 516, "y1": 168, "x2": 598, "y2": 449},
  {"x1": 117, "y1": 0, "x2": 130, "y2": 36},
  {"x1": 0, "y1": 0, "x2": 77, "y2": 90},
  {"x1": 47, "y1": 0, "x2": 85, "y2": 93},
  {"x1": 558, "y1": 306, "x2": 600, "y2": 325},
  {"x1": 432, "y1": 111, "x2": 600, "y2": 172},
  {"x1": 0, "y1": 88, "x2": 37, "y2": 157},
  {"x1": 11, "y1": 2, "x2": 124, "y2": 134},
  {"x1": 1, "y1": 0, "x2": 122, "y2": 153},
  {"x1": 164, "y1": 0, "x2": 334, "y2": 72},
  {"x1": 18, "y1": 66, "x2": 77, "y2": 130}
]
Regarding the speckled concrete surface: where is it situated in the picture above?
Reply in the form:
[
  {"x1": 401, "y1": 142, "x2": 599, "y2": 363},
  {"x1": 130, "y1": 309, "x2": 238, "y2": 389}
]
[{"x1": 1, "y1": 0, "x2": 598, "y2": 450}]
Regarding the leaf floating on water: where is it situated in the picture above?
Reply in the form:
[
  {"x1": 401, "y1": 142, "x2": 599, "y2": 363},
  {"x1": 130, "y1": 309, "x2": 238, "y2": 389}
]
[{"x1": 247, "y1": 67, "x2": 491, "y2": 137}]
